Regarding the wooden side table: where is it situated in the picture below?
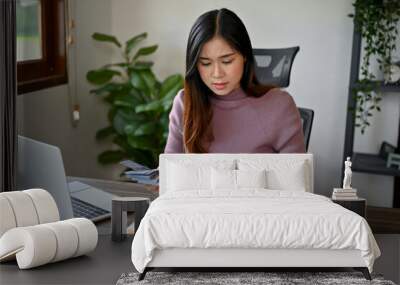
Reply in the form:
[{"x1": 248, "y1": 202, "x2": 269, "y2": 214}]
[
  {"x1": 111, "y1": 197, "x2": 150, "y2": 241},
  {"x1": 332, "y1": 198, "x2": 366, "y2": 218}
]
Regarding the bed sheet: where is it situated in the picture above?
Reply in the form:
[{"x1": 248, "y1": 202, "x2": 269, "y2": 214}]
[{"x1": 131, "y1": 190, "x2": 380, "y2": 273}]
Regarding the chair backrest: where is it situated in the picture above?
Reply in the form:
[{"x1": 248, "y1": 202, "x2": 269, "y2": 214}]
[
  {"x1": 253, "y1": 46, "x2": 313, "y2": 151},
  {"x1": 253, "y1": 47, "x2": 299, "y2": 87},
  {"x1": 298, "y1": 107, "x2": 314, "y2": 151}
]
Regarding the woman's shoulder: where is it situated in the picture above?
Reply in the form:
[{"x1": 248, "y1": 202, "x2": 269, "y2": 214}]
[
  {"x1": 171, "y1": 89, "x2": 184, "y2": 111},
  {"x1": 255, "y1": 87, "x2": 296, "y2": 108},
  {"x1": 173, "y1": 88, "x2": 184, "y2": 103},
  {"x1": 263, "y1": 87, "x2": 292, "y2": 100},
  {"x1": 170, "y1": 89, "x2": 183, "y2": 120}
]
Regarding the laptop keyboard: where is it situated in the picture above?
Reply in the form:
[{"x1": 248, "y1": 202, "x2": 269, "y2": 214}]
[{"x1": 71, "y1": 196, "x2": 110, "y2": 220}]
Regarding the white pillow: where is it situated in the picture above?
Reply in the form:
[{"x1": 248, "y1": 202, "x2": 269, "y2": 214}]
[
  {"x1": 237, "y1": 169, "x2": 267, "y2": 188},
  {"x1": 238, "y1": 159, "x2": 309, "y2": 191},
  {"x1": 166, "y1": 160, "x2": 235, "y2": 192},
  {"x1": 211, "y1": 168, "x2": 267, "y2": 190},
  {"x1": 266, "y1": 165, "x2": 307, "y2": 191},
  {"x1": 211, "y1": 168, "x2": 236, "y2": 190}
]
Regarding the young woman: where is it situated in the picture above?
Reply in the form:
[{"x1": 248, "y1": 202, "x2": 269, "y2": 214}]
[{"x1": 165, "y1": 8, "x2": 305, "y2": 154}]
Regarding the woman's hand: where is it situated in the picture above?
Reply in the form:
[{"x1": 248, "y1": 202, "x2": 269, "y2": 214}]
[{"x1": 146, "y1": 185, "x2": 159, "y2": 193}]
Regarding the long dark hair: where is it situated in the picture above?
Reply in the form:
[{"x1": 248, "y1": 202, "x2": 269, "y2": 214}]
[{"x1": 183, "y1": 8, "x2": 275, "y2": 153}]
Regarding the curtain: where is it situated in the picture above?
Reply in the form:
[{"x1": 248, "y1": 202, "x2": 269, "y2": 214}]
[{"x1": 0, "y1": 0, "x2": 17, "y2": 192}]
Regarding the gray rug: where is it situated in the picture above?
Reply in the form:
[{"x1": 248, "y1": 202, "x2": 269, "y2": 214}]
[{"x1": 116, "y1": 271, "x2": 396, "y2": 285}]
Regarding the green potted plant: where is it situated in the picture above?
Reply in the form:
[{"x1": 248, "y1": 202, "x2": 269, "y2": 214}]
[
  {"x1": 348, "y1": 0, "x2": 400, "y2": 134},
  {"x1": 87, "y1": 32, "x2": 183, "y2": 169}
]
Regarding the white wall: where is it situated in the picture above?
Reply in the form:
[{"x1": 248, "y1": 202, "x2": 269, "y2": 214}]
[
  {"x1": 18, "y1": 0, "x2": 399, "y2": 206},
  {"x1": 110, "y1": 0, "x2": 399, "y2": 205}
]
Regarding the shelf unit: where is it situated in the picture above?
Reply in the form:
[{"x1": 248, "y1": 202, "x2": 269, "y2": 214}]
[
  {"x1": 350, "y1": 81, "x2": 400, "y2": 93},
  {"x1": 351, "y1": 153, "x2": 400, "y2": 177},
  {"x1": 342, "y1": 19, "x2": 400, "y2": 233}
]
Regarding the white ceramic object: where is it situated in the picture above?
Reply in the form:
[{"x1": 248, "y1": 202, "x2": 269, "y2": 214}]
[{"x1": 0, "y1": 189, "x2": 98, "y2": 269}]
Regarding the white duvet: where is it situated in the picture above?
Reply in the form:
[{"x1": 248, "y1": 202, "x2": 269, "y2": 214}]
[{"x1": 131, "y1": 190, "x2": 380, "y2": 273}]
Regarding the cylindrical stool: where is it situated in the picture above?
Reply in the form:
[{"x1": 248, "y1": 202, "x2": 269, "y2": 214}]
[{"x1": 111, "y1": 197, "x2": 150, "y2": 242}]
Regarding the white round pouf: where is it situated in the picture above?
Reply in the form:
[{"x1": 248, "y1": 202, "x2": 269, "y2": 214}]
[
  {"x1": 0, "y1": 196, "x2": 17, "y2": 237},
  {"x1": 42, "y1": 221, "x2": 79, "y2": 262},
  {"x1": 23, "y1": 189, "x2": 59, "y2": 223},
  {"x1": 0, "y1": 192, "x2": 39, "y2": 227},
  {"x1": 0, "y1": 190, "x2": 98, "y2": 269},
  {"x1": 65, "y1": 218, "x2": 98, "y2": 257},
  {"x1": 0, "y1": 226, "x2": 57, "y2": 269}
]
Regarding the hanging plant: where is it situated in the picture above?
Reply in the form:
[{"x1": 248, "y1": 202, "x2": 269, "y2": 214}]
[{"x1": 348, "y1": 0, "x2": 400, "y2": 134}]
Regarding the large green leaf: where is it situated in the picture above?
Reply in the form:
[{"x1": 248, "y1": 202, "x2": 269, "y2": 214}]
[
  {"x1": 130, "y1": 70, "x2": 157, "y2": 97},
  {"x1": 125, "y1": 32, "x2": 147, "y2": 55},
  {"x1": 127, "y1": 135, "x2": 156, "y2": 151},
  {"x1": 159, "y1": 74, "x2": 183, "y2": 99},
  {"x1": 112, "y1": 135, "x2": 132, "y2": 153},
  {"x1": 90, "y1": 82, "x2": 129, "y2": 96},
  {"x1": 134, "y1": 122, "x2": 157, "y2": 136},
  {"x1": 125, "y1": 148, "x2": 156, "y2": 169},
  {"x1": 132, "y1": 45, "x2": 158, "y2": 60},
  {"x1": 113, "y1": 111, "x2": 127, "y2": 135},
  {"x1": 141, "y1": 70, "x2": 157, "y2": 92},
  {"x1": 119, "y1": 108, "x2": 144, "y2": 121},
  {"x1": 95, "y1": 126, "x2": 115, "y2": 140},
  {"x1": 159, "y1": 113, "x2": 169, "y2": 131},
  {"x1": 124, "y1": 123, "x2": 139, "y2": 136},
  {"x1": 113, "y1": 109, "x2": 146, "y2": 135},
  {"x1": 98, "y1": 150, "x2": 126, "y2": 164},
  {"x1": 135, "y1": 100, "x2": 163, "y2": 113},
  {"x1": 87, "y1": 69, "x2": 121, "y2": 85},
  {"x1": 92, "y1": 33, "x2": 121, "y2": 47},
  {"x1": 103, "y1": 62, "x2": 128, "y2": 69},
  {"x1": 130, "y1": 72, "x2": 148, "y2": 94},
  {"x1": 163, "y1": 96, "x2": 179, "y2": 111},
  {"x1": 113, "y1": 93, "x2": 141, "y2": 108},
  {"x1": 107, "y1": 107, "x2": 117, "y2": 123},
  {"x1": 130, "y1": 61, "x2": 154, "y2": 71}
]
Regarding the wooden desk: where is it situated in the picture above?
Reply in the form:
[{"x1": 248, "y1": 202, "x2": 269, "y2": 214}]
[
  {"x1": 67, "y1": 176, "x2": 158, "y2": 200},
  {"x1": 67, "y1": 176, "x2": 158, "y2": 235}
]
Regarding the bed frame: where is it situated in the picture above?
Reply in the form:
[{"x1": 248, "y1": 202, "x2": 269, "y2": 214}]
[
  {"x1": 139, "y1": 248, "x2": 371, "y2": 280},
  {"x1": 138, "y1": 154, "x2": 372, "y2": 281}
]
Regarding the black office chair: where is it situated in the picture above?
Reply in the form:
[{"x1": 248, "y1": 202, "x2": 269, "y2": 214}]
[{"x1": 253, "y1": 46, "x2": 314, "y2": 151}]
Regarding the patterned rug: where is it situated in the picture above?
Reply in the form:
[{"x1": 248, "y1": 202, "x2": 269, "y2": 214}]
[{"x1": 116, "y1": 271, "x2": 396, "y2": 285}]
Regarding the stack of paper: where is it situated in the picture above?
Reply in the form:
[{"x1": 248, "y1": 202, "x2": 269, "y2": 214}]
[
  {"x1": 332, "y1": 188, "x2": 358, "y2": 200},
  {"x1": 120, "y1": 160, "x2": 159, "y2": 185}
]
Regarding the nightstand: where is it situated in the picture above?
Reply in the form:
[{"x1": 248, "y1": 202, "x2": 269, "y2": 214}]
[{"x1": 332, "y1": 198, "x2": 366, "y2": 218}]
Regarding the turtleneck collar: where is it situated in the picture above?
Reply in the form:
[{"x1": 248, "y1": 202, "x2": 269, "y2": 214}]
[
  {"x1": 209, "y1": 87, "x2": 249, "y2": 109},
  {"x1": 209, "y1": 87, "x2": 247, "y2": 101}
]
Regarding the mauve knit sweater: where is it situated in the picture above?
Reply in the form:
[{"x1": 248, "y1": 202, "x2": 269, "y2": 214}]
[{"x1": 164, "y1": 87, "x2": 306, "y2": 153}]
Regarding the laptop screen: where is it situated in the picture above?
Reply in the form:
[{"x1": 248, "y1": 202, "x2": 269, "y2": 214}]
[{"x1": 17, "y1": 135, "x2": 74, "y2": 220}]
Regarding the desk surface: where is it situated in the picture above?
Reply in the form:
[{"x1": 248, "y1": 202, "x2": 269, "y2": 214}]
[
  {"x1": 0, "y1": 177, "x2": 157, "y2": 285},
  {"x1": 0, "y1": 235, "x2": 134, "y2": 285},
  {"x1": 67, "y1": 176, "x2": 158, "y2": 200}
]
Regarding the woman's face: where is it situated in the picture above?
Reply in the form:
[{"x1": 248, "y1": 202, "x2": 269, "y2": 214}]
[{"x1": 197, "y1": 36, "x2": 245, "y2": 96}]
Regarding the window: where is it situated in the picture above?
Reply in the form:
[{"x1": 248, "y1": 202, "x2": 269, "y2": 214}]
[{"x1": 17, "y1": 0, "x2": 67, "y2": 94}]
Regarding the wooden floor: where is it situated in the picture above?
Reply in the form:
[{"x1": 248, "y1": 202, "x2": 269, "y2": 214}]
[{"x1": 367, "y1": 206, "x2": 400, "y2": 233}]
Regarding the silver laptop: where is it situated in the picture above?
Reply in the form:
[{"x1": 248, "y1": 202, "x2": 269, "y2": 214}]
[{"x1": 17, "y1": 135, "x2": 113, "y2": 222}]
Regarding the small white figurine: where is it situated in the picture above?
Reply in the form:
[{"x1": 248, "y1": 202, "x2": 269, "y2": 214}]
[{"x1": 342, "y1": 157, "x2": 352, "y2": 189}]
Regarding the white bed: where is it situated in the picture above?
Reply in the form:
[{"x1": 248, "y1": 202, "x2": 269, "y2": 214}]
[{"x1": 131, "y1": 154, "x2": 380, "y2": 281}]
